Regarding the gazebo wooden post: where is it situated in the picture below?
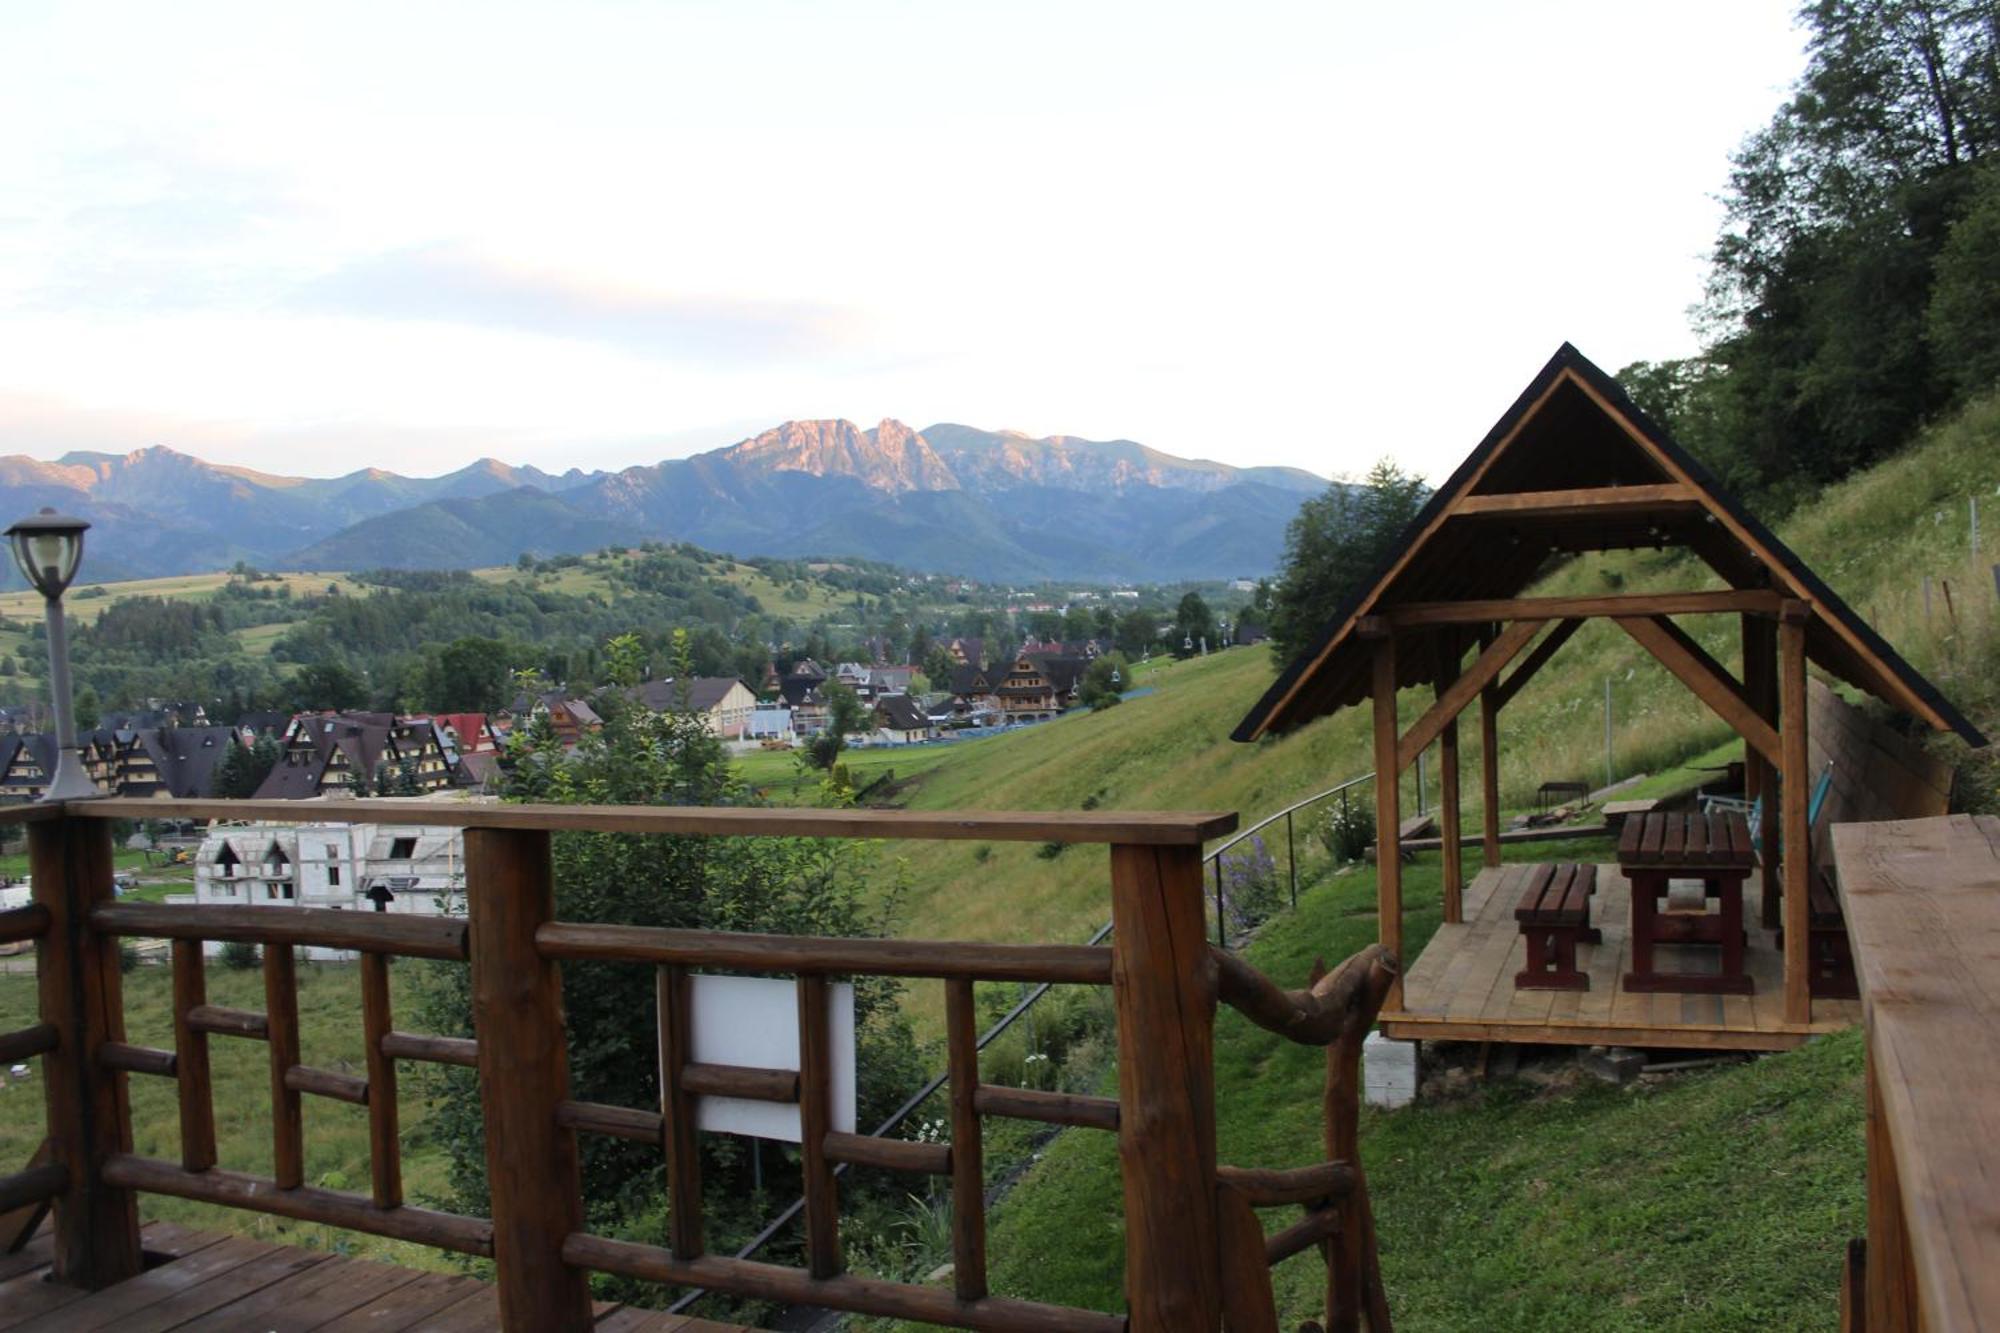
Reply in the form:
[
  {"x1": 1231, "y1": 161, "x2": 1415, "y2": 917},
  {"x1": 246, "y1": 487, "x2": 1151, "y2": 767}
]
[
  {"x1": 1439, "y1": 724, "x2": 1463, "y2": 923},
  {"x1": 1477, "y1": 625, "x2": 1501, "y2": 868},
  {"x1": 1778, "y1": 603, "x2": 1811, "y2": 1025},
  {"x1": 1367, "y1": 622, "x2": 1403, "y2": 1010},
  {"x1": 1742, "y1": 612, "x2": 1780, "y2": 929},
  {"x1": 1436, "y1": 634, "x2": 1464, "y2": 923}
]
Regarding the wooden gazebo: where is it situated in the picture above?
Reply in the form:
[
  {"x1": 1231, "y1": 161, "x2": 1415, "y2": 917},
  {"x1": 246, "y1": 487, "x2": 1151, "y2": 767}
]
[{"x1": 1236, "y1": 344, "x2": 1984, "y2": 1049}]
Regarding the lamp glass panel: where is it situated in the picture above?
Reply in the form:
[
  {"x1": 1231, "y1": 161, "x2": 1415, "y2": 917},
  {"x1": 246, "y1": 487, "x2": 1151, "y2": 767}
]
[{"x1": 11, "y1": 530, "x2": 81, "y2": 595}]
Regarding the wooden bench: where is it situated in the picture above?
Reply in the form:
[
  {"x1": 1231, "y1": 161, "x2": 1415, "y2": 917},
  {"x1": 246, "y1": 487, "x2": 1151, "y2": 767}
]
[{"x1": 1514, "y1": 862, "x2": 1599, "y2": 990}]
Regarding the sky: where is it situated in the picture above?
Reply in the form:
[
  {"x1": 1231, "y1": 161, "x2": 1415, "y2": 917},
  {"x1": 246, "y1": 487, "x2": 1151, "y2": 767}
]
[{"x1": 0, "y1": 1, "x2": 1808, "y2": 485}]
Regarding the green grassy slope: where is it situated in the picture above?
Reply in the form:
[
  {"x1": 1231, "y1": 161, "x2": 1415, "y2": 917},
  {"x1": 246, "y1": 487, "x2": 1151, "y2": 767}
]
[{"x1": 976, "y1": 846, "x2": 1865, "y2": 1331}]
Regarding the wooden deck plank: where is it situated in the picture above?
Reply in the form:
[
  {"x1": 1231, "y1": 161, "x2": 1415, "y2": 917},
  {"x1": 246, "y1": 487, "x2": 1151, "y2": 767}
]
[
  {"x1": 11, "y1": 1236, "x2": 270, "y2": 1332},
  {"x1": 1417, "y1": 867, "x2": 1515, "y2": 1012},
  {"x1": 0, "y1": 1229, "x2": 760, "y2": 1332},
  {"x1": 1385, "y1": 860, "x2": 1861, "y2": 1052},
  {"x1": 0, "y1": 1230, "x2": 55, "y2": 1285},
  {"x1": 183, "y1": 1254, "x2": 427, "y2": 1331},
  {"x1": 594, "y1": 1308, "x2": 695, "y2": 1330},
  {"x1": 91, "y1": 1241, "x2": 331, "y2": 1333},
  {"x1": 0, "y1": 1263, "x2": 91, "y2": 1330},
  {"x1": 313, "y1": 1271, "x2": 488, "y2": 1332},
  {"x1": 408, "y1": 1286, "x2": 504, "y2": 1332}
]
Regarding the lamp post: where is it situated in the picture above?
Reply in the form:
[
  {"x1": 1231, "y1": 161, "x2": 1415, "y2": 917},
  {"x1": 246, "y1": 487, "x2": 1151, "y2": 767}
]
[{"x1": 7, "y1": 508, "x2": 101, "y2": 800}]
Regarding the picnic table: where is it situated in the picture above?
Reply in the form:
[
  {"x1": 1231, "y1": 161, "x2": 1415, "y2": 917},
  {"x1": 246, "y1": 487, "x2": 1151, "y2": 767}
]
[{"x1": 1616, "y1": 809, "x2": 1756, "y2": 995}]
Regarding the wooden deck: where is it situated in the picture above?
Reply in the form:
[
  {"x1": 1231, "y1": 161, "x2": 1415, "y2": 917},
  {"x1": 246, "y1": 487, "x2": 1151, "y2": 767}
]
[
  {"x1": 0, "y1": 1222, "x2": 747, "y2": 1331},
  {"x1": 1380, "y1": 862, "x2": 1862, "y2": 1051}
]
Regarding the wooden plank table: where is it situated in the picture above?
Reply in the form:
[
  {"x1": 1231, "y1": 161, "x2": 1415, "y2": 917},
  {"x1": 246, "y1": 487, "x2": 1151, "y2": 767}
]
[
  {"x1": 1833, "y1": 814, "x2": 2000, "y2": 1332},
  {"x1": 1617, "y1": 810, "x2": 1756, "y2": 995}
]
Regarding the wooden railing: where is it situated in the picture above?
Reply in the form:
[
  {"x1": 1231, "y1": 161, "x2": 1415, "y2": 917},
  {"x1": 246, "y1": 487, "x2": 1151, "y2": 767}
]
[
  {"x1": 0, "y1": 796, "x2": 1397, "y2": 1331},
  {"x1": 1831, "y1": 814, "x2": 2000, "y2": 1332}
]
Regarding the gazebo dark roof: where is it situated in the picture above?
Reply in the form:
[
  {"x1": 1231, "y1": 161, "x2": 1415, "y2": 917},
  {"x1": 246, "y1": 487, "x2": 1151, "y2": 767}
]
[{"x1": 1234, "y1": 343, "x2": 1985, "y2": 747}]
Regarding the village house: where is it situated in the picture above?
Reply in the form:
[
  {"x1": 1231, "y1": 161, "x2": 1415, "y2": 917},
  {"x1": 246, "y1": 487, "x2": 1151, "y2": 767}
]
[
  {"x1": 254, "y1": 712, "x2": 457, "y2": 799},
  {"x1": 778, "y1": 659, "x2": 832, "y2": 734},
  {"x1": 428, "y1": 712, "x2": 504, "y2": 791},
  {"x1": 190, "y1": 812, "x2": 471, "y2": 959},
  {"x1": 631, "y1": 677, "x2": 758, "y2": 739},
  {"x1": 833, "y1": 662, "x2": 916, "y2": 701},
  {"x1": 0, "y1": 724, "x2": 238, "y2": 802},
  {"x1": 994, "y1": 652, "x2": 1074, "y2": 722},
  {"x1": 946, "y1": 662, "x2": 1002, "y2": 724},
  {"x1": 872, "y1": 693, "x2": 936, "y2": 745},
  {"x1": 746, "y1": 704, "x2": 796, "y2": 743}
]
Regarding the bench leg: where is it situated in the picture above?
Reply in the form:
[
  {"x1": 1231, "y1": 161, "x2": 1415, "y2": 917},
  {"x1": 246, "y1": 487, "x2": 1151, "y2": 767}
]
[{"x1": 1516, "y1": 927, "x2": 1588, "y2": 991}]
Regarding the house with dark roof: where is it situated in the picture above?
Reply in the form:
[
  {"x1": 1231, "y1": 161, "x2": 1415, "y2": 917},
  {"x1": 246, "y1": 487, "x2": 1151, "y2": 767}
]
[
  {"x1": 0, "y1": 733, "x2": 54, "y2": 802},
  {"x1": 0, "y1": 725, "x2": 236, "y2": 801},
  {"x1": 994, "y1": 653, "x2": 1073, "y2": 723},
  {"x1": 946, "y1": 664, "x2": 1001, "y2": 723},
  {"x1": 631, "y1": 677, "x2": 758, "y2": 738},
  {"x1": 872, "y1": 693, "x2": 936, "y2": 745},
  {"x1": 256, "y1": 713, "x2": 456, "y2": 799}
]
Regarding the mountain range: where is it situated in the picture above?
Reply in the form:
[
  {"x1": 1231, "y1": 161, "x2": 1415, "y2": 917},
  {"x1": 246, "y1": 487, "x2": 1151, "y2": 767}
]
[{"x1": 0, "y1": 421, "x2": 1331, "y2": 584}]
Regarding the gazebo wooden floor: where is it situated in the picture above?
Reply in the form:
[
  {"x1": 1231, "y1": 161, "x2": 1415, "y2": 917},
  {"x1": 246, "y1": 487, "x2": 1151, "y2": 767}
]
[
  {"x1": 0, "y1": 1221, "x2": 748, "y2": 1331},
  {"x1": 1379, "y1": 863, "x2": 1861, "y2": 1051}
]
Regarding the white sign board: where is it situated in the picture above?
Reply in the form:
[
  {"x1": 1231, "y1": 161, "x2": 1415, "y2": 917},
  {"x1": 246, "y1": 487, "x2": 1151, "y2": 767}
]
[{"x1": 684, "y1": 973, "x2": 855, "y2": 1142}]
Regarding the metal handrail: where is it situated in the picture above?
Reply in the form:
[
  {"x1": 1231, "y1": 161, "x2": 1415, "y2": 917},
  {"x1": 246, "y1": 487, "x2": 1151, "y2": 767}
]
[
  {"x1": 674, "y1": 776, "x2": 1374, "y2": 1314},
  {"x1": 1205, "y1": 772, "x2": 1375, "y2": 948},
  {"x1": 1204, "y1": 772, "x2": 1374, "y2": 865}
]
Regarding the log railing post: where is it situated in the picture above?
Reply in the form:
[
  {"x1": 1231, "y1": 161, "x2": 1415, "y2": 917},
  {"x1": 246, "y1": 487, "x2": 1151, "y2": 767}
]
[
  {"x1": 1110, "y1": 841, "x2": 1221, "y2": 1331},
  {"x1": 30, "y1": 811, "x2": 142, "y2": 1288},
  {"x1": 466, "y1": 826, "x2": 593, "y2": 1332}
]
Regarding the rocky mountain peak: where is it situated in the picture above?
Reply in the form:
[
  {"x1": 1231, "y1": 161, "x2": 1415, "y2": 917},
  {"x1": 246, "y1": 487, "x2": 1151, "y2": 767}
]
[{"x1": 718, "y1": 418, "x2": 959, "y2": 494}]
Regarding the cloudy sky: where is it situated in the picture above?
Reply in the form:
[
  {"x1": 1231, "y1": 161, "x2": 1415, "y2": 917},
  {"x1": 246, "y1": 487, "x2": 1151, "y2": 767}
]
[{"x1": 0, "y1": 1, "x2": 1806, "y2": 484}]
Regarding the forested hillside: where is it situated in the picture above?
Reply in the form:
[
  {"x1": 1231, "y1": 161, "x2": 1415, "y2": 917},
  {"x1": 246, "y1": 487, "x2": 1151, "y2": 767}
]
[
  {"x1": 0, "y1": 544, "x2": 1250, "y2": 718},
  {"x1": 1622, "y1": 2, "x2": 2000, "y2": 515}
]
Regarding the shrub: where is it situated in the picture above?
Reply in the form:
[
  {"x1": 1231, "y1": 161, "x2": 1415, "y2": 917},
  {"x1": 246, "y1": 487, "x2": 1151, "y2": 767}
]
[
  {"x1": 219, "y1": 939, "x2": 260, "y2": 970},
  {"x1": 1318, "y1": 799, "x2": 1375, "y2": 864},
  {"x1": 1218, "y1": 835, "x2": 1281, "y2": 930}
]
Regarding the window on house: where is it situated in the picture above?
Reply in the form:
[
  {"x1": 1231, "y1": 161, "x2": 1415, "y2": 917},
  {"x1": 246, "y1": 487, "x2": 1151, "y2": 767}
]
[
  {"x1": 325, "y1": 844, "x2": 340, "y2": 859},
  {"x1": 389, "y1": 837, "x2": 417, "y2": 859},
  {"x1": 216, "y1": 844, "x2": 239, "y2": 879},
  {"x1": 328, "y1": 866, "x2": 341, "y2": 887},
  {"x1": 281, "y1": 883, "x2": 294, "y2": 900}
]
